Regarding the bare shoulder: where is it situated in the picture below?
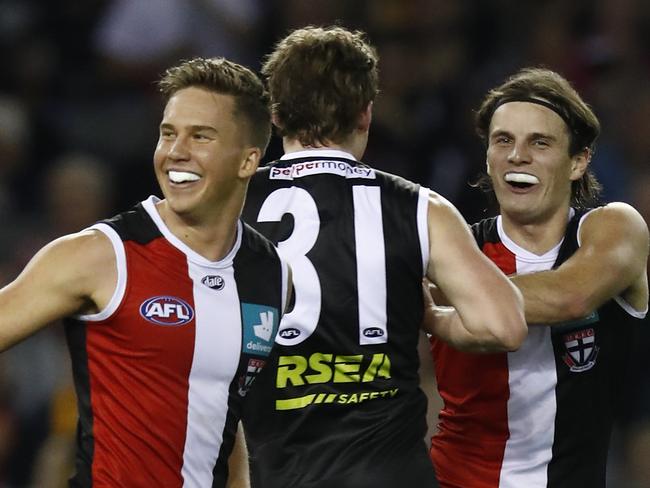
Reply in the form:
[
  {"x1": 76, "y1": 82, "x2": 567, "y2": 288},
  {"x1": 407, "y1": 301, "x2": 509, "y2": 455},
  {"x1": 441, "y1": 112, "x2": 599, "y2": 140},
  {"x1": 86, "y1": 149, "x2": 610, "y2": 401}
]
[
  {"x1": 426, "y1": 190, "x2": 467, "y2": 225},
  {"x1": 44, "y1": 229, "x2": 115, "y2": 267},
  {"x1": 581, "y1": 202, "x2": 649, "y2": 241},
  {"x1": 0, "y1": 229, "x2": 118, "y2": 341},
  {"x1": 30, "y1": 229, "x2": 116, "y2": 296}
]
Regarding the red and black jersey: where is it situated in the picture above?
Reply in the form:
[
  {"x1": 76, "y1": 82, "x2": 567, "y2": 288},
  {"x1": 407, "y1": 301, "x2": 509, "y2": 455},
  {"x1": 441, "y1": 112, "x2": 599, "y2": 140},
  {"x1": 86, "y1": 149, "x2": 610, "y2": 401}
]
[
  {"x1": 430, "y1": 209, "x2": 646, "y2": 488},
  {"x1": 65, "y1": 196, "x2": 289, "y2": 488}
]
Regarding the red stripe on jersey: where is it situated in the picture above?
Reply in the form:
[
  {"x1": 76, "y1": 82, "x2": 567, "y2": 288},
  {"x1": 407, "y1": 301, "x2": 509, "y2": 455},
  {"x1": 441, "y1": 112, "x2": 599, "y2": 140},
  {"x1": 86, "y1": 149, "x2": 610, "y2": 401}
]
[
  {"x1": 430, "y1": 241, "x2": 516, "y2": 488},
  {"x1": 482, "y1": 241, "x2": 517, "y2": 276},
  {"x1": 86, "y1": 237, "x2": 196, "y2": 487}
]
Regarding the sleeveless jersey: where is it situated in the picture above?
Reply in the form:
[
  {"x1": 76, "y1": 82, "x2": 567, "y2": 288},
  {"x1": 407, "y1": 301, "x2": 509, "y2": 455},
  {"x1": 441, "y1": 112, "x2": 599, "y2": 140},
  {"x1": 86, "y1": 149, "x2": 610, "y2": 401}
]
[
  {"x1": 64, "y1": 196, "x2": 289, "y2": 488},
  {"x1": 429, "y1": 209, "x2": 647, "y2": 488},
  {"x1": 241, "y1": 149, "x2": 438, "y2": 488}
]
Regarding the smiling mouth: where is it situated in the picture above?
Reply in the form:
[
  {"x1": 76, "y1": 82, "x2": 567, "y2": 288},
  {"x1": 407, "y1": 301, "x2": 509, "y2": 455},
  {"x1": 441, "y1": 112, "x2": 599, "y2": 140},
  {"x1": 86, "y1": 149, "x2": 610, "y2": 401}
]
[
  {"x1": 168, "y1": 170, "x2": 201, "y2": 184},
  {"x1": 504, "y1": 172, "x2": 539, "y2": 189}
]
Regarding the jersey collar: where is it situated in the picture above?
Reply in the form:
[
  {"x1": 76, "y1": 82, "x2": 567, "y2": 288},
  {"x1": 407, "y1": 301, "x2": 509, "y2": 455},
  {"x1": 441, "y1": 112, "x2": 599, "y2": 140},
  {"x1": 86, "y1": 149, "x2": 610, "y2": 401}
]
[{"x1": 280, "y1": 148, "x2": 357, "y2": 162}]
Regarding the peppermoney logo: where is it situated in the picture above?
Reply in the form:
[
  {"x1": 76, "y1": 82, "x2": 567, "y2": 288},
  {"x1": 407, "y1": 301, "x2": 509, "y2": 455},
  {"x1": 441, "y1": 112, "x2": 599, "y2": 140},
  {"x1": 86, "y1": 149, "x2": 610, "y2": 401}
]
[
  {"x1": 273, "y1": 352, "x2": 397, "y2": 410},
  {"x1": 269, "y1": 160, "x2": 376, "y2": 180}
]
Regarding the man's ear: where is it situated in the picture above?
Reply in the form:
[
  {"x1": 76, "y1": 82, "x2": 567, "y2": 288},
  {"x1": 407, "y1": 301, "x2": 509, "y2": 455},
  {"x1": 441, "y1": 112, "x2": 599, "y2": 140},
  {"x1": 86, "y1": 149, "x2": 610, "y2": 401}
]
[
  {"x1": 271, "y1": 112, "x2": 282, "y2": 130},
  {"x1": 239, "y1": 147, "x2": 261, "y2": 178},
  {"x1": 569, "y1": 147, "x2": 590, "y2": 181},
  {"x1": 357, "y1": 102, "x2": 373, "y2": 132},
  {"x1": 486, "y1": 158, "x2": 492, "y2": 176}
]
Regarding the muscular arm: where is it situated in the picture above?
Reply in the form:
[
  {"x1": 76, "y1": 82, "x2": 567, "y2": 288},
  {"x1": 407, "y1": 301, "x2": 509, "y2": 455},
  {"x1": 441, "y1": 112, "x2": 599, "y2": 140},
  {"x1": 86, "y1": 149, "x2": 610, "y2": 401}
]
[
  {"x1": 0, "y1": 230, "x2": 116, "y2": 351},
  {"x1": 423, "y1": 192, "x2": 526, "y2": 352},
  {"x1": 512, "y1": 203, "x2": 649, "y2": 324}
]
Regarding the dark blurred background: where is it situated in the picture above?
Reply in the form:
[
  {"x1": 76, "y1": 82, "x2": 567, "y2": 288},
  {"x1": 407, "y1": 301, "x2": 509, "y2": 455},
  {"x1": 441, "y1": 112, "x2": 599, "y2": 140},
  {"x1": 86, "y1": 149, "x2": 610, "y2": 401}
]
[{"x1": 0, "y1": 0, "x2": 648, "y2": 486}]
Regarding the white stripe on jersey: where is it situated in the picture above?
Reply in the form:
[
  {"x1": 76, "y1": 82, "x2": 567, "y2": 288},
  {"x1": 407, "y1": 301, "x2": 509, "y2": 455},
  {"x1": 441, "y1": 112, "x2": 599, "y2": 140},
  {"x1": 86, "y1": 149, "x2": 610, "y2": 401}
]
[
  {"x1": 500, "y1": 326, "x2": 557, "y2": 487},
  {"x1": 75, "y1": 223, "x2": 128, "y2": 322},
  {"x1": 353, "y1": 186, "x2": 388, "y2": 345},
  {"x1": 181, "y1": 262, "x2": 241, "y2": 487},
  {"x1": 496, "y1": 216, "x2": 561, "y2": 488},
  {"x1": 417, "y1": 187, "x2": 430, "y2": 276}
]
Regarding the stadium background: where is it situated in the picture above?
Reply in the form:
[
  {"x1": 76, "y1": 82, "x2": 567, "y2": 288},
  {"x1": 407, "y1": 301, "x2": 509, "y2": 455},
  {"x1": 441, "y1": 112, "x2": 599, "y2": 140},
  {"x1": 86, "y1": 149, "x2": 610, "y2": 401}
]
[{"x1": 0, "y1": 0, "x2": 648, "y2": 486}]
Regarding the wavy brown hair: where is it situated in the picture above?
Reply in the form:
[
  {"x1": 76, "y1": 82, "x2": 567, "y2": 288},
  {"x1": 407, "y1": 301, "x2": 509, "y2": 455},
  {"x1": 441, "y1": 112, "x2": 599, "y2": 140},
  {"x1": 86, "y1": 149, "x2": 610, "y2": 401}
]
[
  {"x1": 262, "y1": 26, "x2": 379, "y2": 146},
  {"x1": 475, "y1": 67, "x2": 602, "y2": 208},
  {"x1": 158, "y1": 57, "x2": 271, "y2": 152}
]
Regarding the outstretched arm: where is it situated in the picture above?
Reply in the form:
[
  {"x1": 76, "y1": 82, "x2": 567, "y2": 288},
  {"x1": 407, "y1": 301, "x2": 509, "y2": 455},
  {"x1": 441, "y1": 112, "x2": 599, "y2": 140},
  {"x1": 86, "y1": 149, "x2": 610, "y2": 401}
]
[
  {"x1": 512, "y1": 203, "x2": 649, "y2": 324},
  {"x1": 423, "y1": 192, "x2": 526, "y2": 352},
  {"x1": 0, "y1": 230, "x2": 115, "y2": 351}
]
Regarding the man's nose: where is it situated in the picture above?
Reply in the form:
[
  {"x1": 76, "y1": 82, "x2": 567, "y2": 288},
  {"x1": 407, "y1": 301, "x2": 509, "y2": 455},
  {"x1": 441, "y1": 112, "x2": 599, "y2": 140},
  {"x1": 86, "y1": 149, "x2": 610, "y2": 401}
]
[
  {"x1": 168, "y1": 136, "x2": 190, "y2": 160},
  {"x1": 508, "y1": 142, "x2": 531, "y2": 165}
]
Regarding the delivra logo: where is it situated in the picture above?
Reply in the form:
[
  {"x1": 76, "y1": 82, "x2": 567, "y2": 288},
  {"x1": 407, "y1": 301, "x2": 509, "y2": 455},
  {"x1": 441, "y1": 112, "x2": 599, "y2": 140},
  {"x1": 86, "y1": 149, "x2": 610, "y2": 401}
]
[
  {"x1": 254, "y1": 311, "x2": 274, "y2": 341},
  {"x1": 241, "y1": 303, "x2": 279, "y2": 357},
  {"x1": 140, "y1": 296, "x2": 194, "y2": 326}
]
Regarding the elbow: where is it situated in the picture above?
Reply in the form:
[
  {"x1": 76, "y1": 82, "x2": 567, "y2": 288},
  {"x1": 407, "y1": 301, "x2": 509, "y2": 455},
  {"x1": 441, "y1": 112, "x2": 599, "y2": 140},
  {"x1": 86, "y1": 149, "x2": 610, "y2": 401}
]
[
  {"x1": 467, "y1": 316, "x2": 527, "y2": 353},
  {"x1": 498, "y1": 319, "x2": 527, "y2": 352},
  {"x1": 494, "y1": 289, "x2": 527, "y2": 352}
]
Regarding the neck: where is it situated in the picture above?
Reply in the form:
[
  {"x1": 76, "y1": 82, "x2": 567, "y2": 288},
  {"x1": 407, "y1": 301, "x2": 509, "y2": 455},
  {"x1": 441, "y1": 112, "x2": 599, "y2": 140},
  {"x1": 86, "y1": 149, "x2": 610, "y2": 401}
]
[
  {"x1": 156, "y1": 193, "x2": 244, "y2": 262},
  {"x1": 500, "y1": 207, "x2": 571, "y2": 255},
  {"x1": 283, "y1": 134, "x2": 366, "y2": 160}
]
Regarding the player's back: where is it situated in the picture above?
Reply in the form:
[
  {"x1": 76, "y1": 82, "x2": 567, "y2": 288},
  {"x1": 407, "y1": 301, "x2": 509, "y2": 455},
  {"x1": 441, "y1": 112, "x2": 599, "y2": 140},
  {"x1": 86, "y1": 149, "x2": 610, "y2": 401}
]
[{"x1": 241, "y1": 149, "x2": 438, "y2": 488}]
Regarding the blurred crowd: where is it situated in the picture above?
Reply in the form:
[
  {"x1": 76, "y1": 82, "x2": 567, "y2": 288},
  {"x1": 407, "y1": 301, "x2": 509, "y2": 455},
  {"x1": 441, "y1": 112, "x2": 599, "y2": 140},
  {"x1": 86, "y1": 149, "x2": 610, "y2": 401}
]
[{"x1": 0, "y1": 0, "x2": 648, "y2": 486}]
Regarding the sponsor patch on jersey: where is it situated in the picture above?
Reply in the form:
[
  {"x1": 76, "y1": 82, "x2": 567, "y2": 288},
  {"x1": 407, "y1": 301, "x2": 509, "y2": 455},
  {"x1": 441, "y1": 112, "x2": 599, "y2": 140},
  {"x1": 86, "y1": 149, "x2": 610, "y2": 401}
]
[
  {"x1": 238, "y1": 358, "x2": 266, "y2": 397},
  {"x1": 241, "y1": 303, "x2": 279, "y2": 357},
  {"x1": 201, "y1": 275, "x2": 225, "y2": 290},
  {"x1": 362, "y1": 327, "x2": 384, "y2": 338},
  {"x1": 269, "y1": 160, "x2": 376, "y2": 180},
  {"x1": 139, "y1": 296, "x2": 194, "y2": 326},
  {"x1": 278, "y1": 328, "x2": 301, "y2": 339},
  {"x1": 562, "y1": 327, "x2": 600, "y2": 372}
]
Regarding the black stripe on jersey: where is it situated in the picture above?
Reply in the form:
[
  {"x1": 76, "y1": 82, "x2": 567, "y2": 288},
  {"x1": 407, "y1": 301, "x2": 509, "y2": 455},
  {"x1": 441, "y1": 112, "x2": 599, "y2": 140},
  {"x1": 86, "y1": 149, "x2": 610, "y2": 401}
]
[
  {"x1": 101, "y1": 202, "x2": 162, "y2": 244},
  {"x1": 470, "y1": 216, "x2": 498, "y2": 249},
  {"x1": 377, "y1": 171, "x2": 427, "y2": 367},
  {"x1": 212, "y1": 223, "x2": 284, "y2": 487},
  {"x1": 547, "y1": 208, "x2": 642, "y2": 487},
  {"x1": 64, "y1": 317, "x2": 94, "y2": 487},
  {"x1": 552, "y1": 209, "x2": 583, "y2": 269}
]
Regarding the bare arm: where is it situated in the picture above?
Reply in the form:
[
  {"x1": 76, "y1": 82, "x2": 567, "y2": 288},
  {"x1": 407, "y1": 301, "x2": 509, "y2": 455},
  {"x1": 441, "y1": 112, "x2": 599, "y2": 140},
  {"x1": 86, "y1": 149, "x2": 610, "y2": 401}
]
[
  {"x1": 0, "y1": 230, "x2": 116, "y2": 351},
  {"x1": 226, "y1": 421, "x2": 250, "y2": 488},
  {"x1": 512, "y1": 203, "x2": 649, "y2": 324},
  {"x1": 423, "y1": 192, "x2": 526, "y2": 352}
]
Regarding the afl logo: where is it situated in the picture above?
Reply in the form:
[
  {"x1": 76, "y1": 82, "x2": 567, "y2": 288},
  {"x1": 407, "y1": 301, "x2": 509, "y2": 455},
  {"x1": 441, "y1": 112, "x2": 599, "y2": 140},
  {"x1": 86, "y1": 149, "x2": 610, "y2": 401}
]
[
  {"x1": 140, "y1": 296, "x2": 194, "y2": 326},
  {"x1": 363, "y1": 327, "x2": 384, "y2": 338},
  {"x1": 279, "y1": 328, "x2": 301, "y2": 339},
  {"x1": 202, "y1": 275, "x2": 225, "y2": 290}
]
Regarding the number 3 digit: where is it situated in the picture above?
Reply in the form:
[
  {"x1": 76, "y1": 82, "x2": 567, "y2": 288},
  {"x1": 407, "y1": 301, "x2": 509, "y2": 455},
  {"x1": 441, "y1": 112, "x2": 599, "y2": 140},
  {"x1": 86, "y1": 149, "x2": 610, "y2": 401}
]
[{"x1": 258, "y1": 186, "x2": 388, "y2": 346}]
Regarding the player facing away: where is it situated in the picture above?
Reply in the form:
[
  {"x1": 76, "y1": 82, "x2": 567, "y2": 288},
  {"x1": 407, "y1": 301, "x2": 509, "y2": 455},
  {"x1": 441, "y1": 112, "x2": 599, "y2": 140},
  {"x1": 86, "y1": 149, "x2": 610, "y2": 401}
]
[
  {"x1": 240, "y1": 26, "x2": 526, "y2": 488},
  {"x1": 428, "y1": 67, "x2": 649, "y2": 488},
  {"x1": 0, "y1": 57, "x2": 291, "y2": 487}
]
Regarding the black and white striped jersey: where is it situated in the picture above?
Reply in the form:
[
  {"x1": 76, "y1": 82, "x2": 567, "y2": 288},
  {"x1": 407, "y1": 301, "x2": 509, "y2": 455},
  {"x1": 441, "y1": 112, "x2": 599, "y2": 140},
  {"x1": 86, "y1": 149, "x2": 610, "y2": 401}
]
[{"x1": 241, "y1": 149, "x2": 438, "y2": 488}]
